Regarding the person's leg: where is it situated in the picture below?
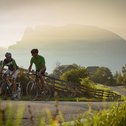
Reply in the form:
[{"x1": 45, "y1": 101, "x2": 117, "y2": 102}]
[
  {"x1": 11, "y1": 70, "x2": 19, "y2": 98},
  {"x1": 40, "y1": 76, "x2": 44, "y2": 89},
  {"x1": 11, "y1": 78, "x2": 16, "y2": 92},
  {"x1": 37, "y1": 68, "x2": 46, "y2": 90},
  {"x1": 4, "y1": 70, "x2": 12, "y2": 86},
  {"x1": 6, "y1": 76, "x2": 12, "y2": 86},
  {"x1": 41, "y1": 68, "x2": 46, "y2": 87}
]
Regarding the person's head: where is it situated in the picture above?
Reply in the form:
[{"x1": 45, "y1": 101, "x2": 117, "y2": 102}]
[
  {"x1": 31, "y1": 49, "x2": 38, "y2": 57},
  {"x1": 5, "y1": 52, "x2": 12, "y2": 60}
]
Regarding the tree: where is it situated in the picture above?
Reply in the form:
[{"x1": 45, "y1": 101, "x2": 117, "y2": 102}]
[
  {"x1": 122, "y1": 64, "x2": 126, "y2": 84},
  {"x1": 89, "y1": 67, "x2": 114, "y2": 85},
  {"x1": 114, "y1": 71, "x2": 123, "y2": 85},
  {"x1": 114, "y1": 65, "x2": 126, "y2": 85},
  {"x1": 51, "y1": 64, "x2": 81, "y2": 78},
  {"x1": 122, "y1": 64, "x2": 126, "y2": 74}
]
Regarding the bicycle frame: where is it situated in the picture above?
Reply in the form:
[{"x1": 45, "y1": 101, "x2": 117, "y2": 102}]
[
  {"x1": 0, "y1": 73, "x2": 13, "y2": 98},
  {"x1": 0, "y1": 73, "x2": 23, "y2": 100},
  {"x1": 26, "y1": 72, "x2": 52, "y2": 100}
]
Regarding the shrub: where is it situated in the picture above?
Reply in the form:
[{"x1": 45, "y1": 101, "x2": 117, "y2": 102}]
[{"x1": 60, "y1": 67, "x2": 88, "y2": 84}]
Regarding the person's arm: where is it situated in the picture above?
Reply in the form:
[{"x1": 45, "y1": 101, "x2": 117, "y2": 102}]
[
  {"x1": 11, "y1": 66, "x2": 16, "y2": 75},
  {"x1": 11, "y1": 60, "x2": 17, "y2": 75}
]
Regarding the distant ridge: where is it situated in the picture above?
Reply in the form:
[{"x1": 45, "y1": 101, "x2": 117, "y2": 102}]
[
  {"x1": 9, "y1": 24, "x2": 125, "y2": 49},
  {"x1": 8, "y1": 24, "x2": 126, "y2": 73}
]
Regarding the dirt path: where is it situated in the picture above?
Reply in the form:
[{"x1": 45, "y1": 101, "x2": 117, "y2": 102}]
[{"x1": 1, "y1": 101, "x2": 118, "y2": 126}]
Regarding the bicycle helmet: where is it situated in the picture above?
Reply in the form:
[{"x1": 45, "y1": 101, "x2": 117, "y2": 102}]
[
  {"x1": 5, "y1": 52, "x2": 12, "y2": 57},
  {"x1": 31, "y1": 49, "x2": 39, "y2": 54}
]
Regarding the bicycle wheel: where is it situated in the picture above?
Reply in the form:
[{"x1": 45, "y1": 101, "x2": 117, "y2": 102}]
[
  {"x1": 16, "y1": 82, "x2": 23, "y2": 99},
  {"x1": 29, "y1": 83, "x2": 39, "y2": 100},
  {"x1": 40, "y1": 84, "x2": 52, "y2": 100},
  {"x1": 1, "y1": 82, "x2": 12, "y2": 99},
  {"x1": 26, "y1": 80, "x2": 34, "y2": 96}
]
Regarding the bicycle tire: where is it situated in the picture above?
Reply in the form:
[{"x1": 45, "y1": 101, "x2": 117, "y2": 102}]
[
  {"x1": 16, "y1": 82, "x2": 23, "y2": 99},
  {"x1": 40, "y1": 84, "x2": 52, "y2": 100},
  {"x1": 27, "y1": 81, "x2": 39, "y2": 100},
  {"x1": 29, "y1": 83, "x2": 39, "y2": 100},
  {"x1": 1, "y1": 81, "x2": 12, "y2": 99},
  {"x1": 26, "y1": 80, "x2": 34, "y2": 96}
]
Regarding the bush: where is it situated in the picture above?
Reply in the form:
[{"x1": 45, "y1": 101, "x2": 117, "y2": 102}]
[
  {"x1": 60, "y1": 67, "x2": 88, "y2": 84},
  {"x1": 80, "y1": 77, "x2": 95, "y2": 88},
  {"x1": 16, "y1": 68, "x2": 29, "y2": 95}
]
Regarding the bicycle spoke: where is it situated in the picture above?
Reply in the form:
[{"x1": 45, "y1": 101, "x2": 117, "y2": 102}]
[{"x1": 26, "y1": 81, "x2": 34, "y2": 96}]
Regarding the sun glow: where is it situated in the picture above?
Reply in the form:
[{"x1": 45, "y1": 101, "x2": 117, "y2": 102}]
[
  {"x1": 0, "y1": 0, "x2": 126, "y2": 49},
  {"x1": 0, "y1": 26, "x2": 24, "y2": 48}
]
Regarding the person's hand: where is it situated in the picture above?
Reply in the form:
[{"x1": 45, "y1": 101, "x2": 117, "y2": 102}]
[
  {"x1": 10, "y1": 73, "x2": 14, "y2": 77},
  {"x1": 26, "y1": 70, "x2": 30, "y2": 75},
  {"x1": 31, "y1": 70, "x2": 35, "y2": 74}
]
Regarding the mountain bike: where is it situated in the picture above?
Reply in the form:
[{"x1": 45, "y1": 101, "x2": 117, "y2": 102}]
[
  {"x1": 0, "y1": 73, "x2": 23, "y2": 100},
  {"x1": 26, "y1": 72, "x2": 52, "y2": 100}
]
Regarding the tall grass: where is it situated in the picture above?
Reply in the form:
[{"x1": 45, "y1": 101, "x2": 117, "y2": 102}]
[
  {"x1": 63, "y1": 102, "x2": 126, "y2": 126},
  {"x1": 0, "y1": 100, "x2": 25, "y2": 126},
  {"x1": 0, "y1": 100, "x2": 126, "y2": 126}
]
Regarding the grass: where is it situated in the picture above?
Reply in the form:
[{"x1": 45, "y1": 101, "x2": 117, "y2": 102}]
[
  {"x1": 60, "y1": 102, "x2": 126, "y2": 126},
  {"x1": 15, "y1": 96, "x2": 102, "y2": 102},
  {"x1": 58, "y1": 97, "x2": 101, "y2": 102},
  {"x1": 94, "y1": 83, "x2": 111, "y2": 90},
  {"x1": 0, "y1": 99, "x2": 126, "y2": 126},
  {"x1": 0, "y1": 100, "x2": 25, "y2": 126}
]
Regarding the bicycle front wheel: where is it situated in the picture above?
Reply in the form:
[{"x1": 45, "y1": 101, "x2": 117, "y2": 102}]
[
  {"x1": 26, "y1": 80, "x2": 33, "y2": 96},
  {"x1": 26, "y1": 81, "x2": 39, "y2": 100},
  {"x1": 40, "y1": 84, "x2": 52, "y2": 100},
  {"x1": 1, "y1": 82, "x2": 12, "y2": 99}
]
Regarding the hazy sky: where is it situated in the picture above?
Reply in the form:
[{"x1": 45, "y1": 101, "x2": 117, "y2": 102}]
[{"x1": 0, "y1": 0, "x2": 126, "y2": 47}]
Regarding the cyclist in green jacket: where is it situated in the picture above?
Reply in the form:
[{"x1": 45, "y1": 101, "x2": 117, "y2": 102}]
[{"x1": 28, "y1": 49, "x2": 46, "y2": 89}]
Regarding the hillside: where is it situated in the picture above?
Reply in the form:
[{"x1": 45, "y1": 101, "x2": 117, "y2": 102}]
[
  {"x1": 9, "y1": 24, "x2": 125, "y2": 49},
  {"x1": 8, "y1": 25, "x2": 126, "y2": 73}
]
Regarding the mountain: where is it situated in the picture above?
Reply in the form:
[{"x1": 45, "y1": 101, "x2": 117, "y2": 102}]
[{"x1": 8, "y1": 24, "x2": 126, "y2": 73}]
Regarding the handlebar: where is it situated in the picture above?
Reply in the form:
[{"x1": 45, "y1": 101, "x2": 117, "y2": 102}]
[
  {"x1": 25, "y1": 71, "x2": 63, "y2": 82},
  {"x1": 26, "y1": 72, "x2": 42, "y2": 79}
]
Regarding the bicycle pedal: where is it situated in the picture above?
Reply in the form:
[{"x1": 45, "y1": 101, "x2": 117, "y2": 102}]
[
  {"x1": 6, "y1": 86, "x2": 9, "y2": 90},
  {"x1": 33, "y1": 96, "x2": 41, "y2": 101},
  {"x1": 41, "y1": 91, "x2": 45, "y2": 94}
]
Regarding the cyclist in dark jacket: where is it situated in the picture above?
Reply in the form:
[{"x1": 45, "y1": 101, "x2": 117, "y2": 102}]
[{"x1": 0, "y1": 52, "x2": 19, "y2": 98}]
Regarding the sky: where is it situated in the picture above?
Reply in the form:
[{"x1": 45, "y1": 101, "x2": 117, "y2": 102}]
[{"x1": 0, "y1": 0, "x2": 126, "y2": 48}]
